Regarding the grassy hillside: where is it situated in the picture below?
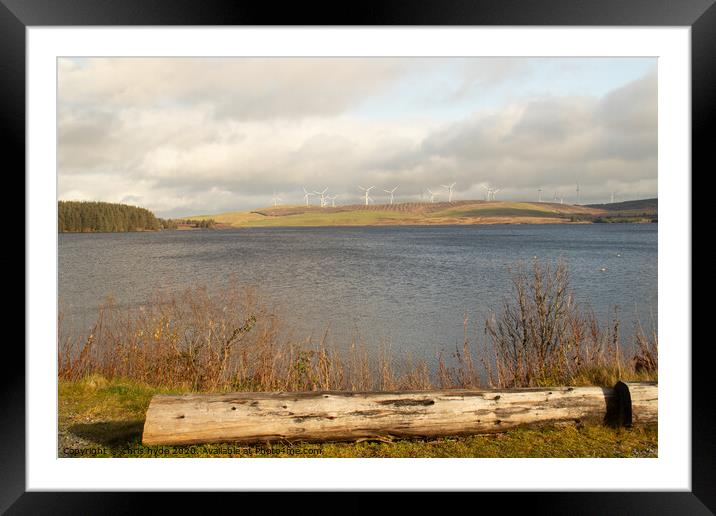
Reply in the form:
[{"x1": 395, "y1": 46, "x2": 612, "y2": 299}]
[{"x1": 192, "y1": 199, "x2": 656, "y2": 228}]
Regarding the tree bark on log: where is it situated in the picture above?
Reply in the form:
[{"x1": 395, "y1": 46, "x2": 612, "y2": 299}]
[{"x1": 142, "y1": 382, "x2": 657, "y2": 445}]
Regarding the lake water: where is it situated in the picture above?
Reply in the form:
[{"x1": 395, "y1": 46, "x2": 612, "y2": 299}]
[{"x1": 59, "y1": 224, "x2": 657, "y2": 361}]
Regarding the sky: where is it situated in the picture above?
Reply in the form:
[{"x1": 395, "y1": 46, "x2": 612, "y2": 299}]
[{"x1": 58, "y1": 57, "x2": 657, "y2": 218}]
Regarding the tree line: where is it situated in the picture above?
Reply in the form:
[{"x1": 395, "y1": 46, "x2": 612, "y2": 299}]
[
  {"x1": 158, "y1": 218, "x2": 216, "y2": 229},
  {"x1": 59, "y1": 201, "x2": 161, "y2": 233},
  {"x1": 58, "y1": 201, "x2": 218, "y2": 232}
]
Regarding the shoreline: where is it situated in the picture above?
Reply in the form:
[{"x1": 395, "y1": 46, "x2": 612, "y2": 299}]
[
  {"x1": 57, "y1": 219, "x2": 656, "y2": 233},
  {"x1": 195, "y1": 218, "x2": 655, "y2": 229},
  {"x1": 58, "y1": 218, "x2": 656, "y2": 233},
  {"x1": 230, "y1": 219, "x2": 655, "y2": 229}
]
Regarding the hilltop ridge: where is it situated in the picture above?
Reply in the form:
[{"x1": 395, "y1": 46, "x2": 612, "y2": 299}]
[{"x1": 193, "y1": 199, "x2": 657, "y2": 228}]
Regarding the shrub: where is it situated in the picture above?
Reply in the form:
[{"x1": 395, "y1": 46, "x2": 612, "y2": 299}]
[{"x1": 482, "y1": 260, "x2": 657, "y2": 388}]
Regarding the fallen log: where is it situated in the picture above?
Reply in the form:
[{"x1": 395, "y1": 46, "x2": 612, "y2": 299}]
[{"x1": 142, "y1": 381, "x2": 657, "y2": 445}]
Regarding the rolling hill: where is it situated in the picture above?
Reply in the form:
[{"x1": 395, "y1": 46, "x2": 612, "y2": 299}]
[{"x1": 192, "y1": 199, "x2": 657, "y2": 228}]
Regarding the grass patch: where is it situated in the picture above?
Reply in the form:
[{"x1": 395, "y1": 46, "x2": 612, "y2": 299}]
[
  {"x1": 432, "y1": 207, "x2": 566, "y2": 219},
  {"x1": 193, "y1": 201, "x2": 608, "y2": 228},
  {"x1": 58, "y1": 376, "x2": 657, "y2": 458},
  {"x1": 246, "y1": 209, "x2": 411, "y2": 227}
]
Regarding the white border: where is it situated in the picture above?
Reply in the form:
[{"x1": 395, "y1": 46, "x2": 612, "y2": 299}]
[{"x1": 27, "y1": 27, "x2": 690, "y2": 491}]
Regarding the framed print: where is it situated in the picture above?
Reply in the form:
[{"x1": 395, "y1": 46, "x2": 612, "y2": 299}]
[{"x1": 7, "y1": 0, "x2": 710, "y2": 512}]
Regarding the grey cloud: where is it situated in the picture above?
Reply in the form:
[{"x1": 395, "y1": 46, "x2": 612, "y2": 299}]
[
  {"x1": 58, "y1": 59, "x2": 657, "y2": 215},
  {"x1": 59, "y1": 58, "x2": 415, "y2": 121},
  {"x1": 592, "y1": 70, "x2": 657, "y2": 161},
  {"x1": 599, "y1": 69, "x2": 657, "y2": 132},
  {"x1": 505, "y1": 98, "x2": 595, "y2": 146},
  {"x1": 417, "y1": 70, "x2": 656, "y2": 196},
  {"x1": 446, "y1": 58, "x2": 533, "y2": 101}
]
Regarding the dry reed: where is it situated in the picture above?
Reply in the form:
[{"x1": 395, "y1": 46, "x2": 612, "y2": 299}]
[{"x1": 59, "y1": 262, "x2": 658, "y2": 391}]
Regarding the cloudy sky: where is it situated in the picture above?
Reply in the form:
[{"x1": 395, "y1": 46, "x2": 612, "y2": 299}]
[{"x1": 58, "y1": 57, "x2": 657, "y2": 217}]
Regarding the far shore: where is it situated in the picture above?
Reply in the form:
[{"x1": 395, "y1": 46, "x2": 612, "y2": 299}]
[
  {"x1": 58, "y1": 198, "x2": 657, "y2": 232},
  {"x1": 190, "y1": 199, "x2": 657, "y2": 229},
  {"x1": 59, "y1": 217, "x2": 656, "y2": 233}
]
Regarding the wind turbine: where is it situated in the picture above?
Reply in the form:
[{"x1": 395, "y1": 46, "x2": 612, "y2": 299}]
[
  {"x1": 272, "y1": 191, "x2": 282, "y2": 207},
  {"x1": 383, "y1": 186, "x2": 398, "y2": 205},
  {"x1": 576, "y1": 183, "x2": 580, "y2": 205},
  {"x1": 441, "y1": 182, "x2": 456, "y2": 202},
  {"x1": 483, "y1": 185, "x2": 492, "y2": 201},
  {"x1": 358, "y1": 185, "x2": 375, "y2": 206},
  {"x1": 314, "y1": 187, "x2": 328, "y2": 208},
  {"x1": 611, "y1": 191, "x2": 615, "y2": 203},
  {"x1": 491, "y1": 188, "x2": 500, "y2": 201},
  {"x1": 538, "y1": 188, "x2": 542, "y2": 202},
  {"x1": 326, "y1": 195, "x2": 338, "y2": 207},
  {"x1": 426, "y1": 188, "x2": 437, "y2": 203},
  {"x1": 302, "y1": 187, "x2": 314, "y2": 207}
]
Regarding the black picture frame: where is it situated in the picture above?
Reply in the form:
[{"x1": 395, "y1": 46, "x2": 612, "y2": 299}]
[{"x1": 6, "y1": 0, "x2": 708, "y2": 512}]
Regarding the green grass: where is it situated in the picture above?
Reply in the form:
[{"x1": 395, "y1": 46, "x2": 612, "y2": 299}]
[
  {"x1": 191, "y1": 207, "x2": 418, "y2": 227},
  {"x1": 431, "y1": 207, "x2": 566, "y2": 219},
  {"x1": 246, "y1": 209, "x2": 411, "y2": 227},
  {"x1": 194, "y1": 201, "x2": 601, "y2": 228},
  {"x1": 58, "y1": 375, "x2": 657, "y2": 458}
]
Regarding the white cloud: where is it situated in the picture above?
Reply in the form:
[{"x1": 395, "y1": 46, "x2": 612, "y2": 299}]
[{"x1": 58, "y1": 58, "x2": 657, "y2": 216}]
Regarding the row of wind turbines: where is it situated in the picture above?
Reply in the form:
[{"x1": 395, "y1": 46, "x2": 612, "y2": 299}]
[
  {"x1": 536, "y1": 184, "x2": 621, "y2": 205},
  {"x1": 535, "y1": 184, "x2": 577, "y2": 205},
  {"x1": 291, "y1": 183, "x2": 462, "y2": 208},
  {"x1": 272, "y1": 182, "x2": 624, "y2": 208}
]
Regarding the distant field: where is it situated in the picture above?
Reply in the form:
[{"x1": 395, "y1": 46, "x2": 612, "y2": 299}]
[
  {"x1": 434, "y1": 206, "x2": 565, "y2": 219},
  {"x1": 192, "y1": 199, "x2": 656, "y2": 228},
  {"x1": 246, "y1": 209, "x2": 409, "y2": 227}
]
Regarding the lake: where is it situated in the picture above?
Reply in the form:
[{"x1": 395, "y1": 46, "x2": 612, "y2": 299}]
[{"x1": 59, "y1": 224, "x2": 657, "y2": 361}]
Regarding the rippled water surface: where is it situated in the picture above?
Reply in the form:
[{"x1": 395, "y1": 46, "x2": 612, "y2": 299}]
[{"x1": 59, "y1": 224, "x2": 657, "y2": 359}]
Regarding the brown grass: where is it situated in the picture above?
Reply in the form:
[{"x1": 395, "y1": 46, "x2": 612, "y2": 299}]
[
  {"x1": 481, "y1": 260, "x2": 657, "y2": 388},
  {"x1": 59, "y1": 262, "x2": 657, "y2": 391},
  {"x1": 58, "y1": 283, "x2": 434, "y2": 392}
]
